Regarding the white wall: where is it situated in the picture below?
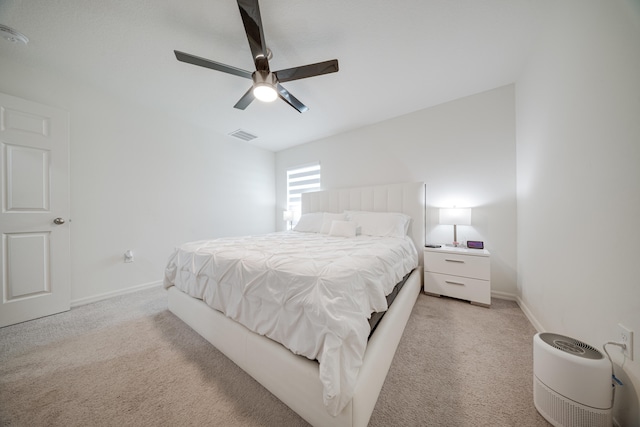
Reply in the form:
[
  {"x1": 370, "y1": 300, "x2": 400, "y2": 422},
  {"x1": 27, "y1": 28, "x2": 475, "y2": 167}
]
[
  {"x1": 0, "y1": 59, "x2": 275, "y2": 304},
  {"x1": 516, "y1": 0, "x2": 640, "y2": 424},
  {"x1": 276, "y1": 85, "x2": 517, "y2": 296}
]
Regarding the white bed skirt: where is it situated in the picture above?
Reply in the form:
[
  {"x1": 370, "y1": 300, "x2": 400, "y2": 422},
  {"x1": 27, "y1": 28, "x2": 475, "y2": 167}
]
[{"x1": 166, "y1": 267, "x2": 421, "y2": 427}]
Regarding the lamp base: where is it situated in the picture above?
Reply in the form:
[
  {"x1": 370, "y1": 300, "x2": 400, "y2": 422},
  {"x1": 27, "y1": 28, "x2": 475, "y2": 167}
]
[{"x1": 452, "y1": 225, "x2": 459, "y2": 247}]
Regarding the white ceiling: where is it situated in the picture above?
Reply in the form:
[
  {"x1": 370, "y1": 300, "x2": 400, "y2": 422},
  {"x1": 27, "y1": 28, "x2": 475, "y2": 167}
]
[{"x1": 0, "y1": 0, "x2": 551, "y2": 152}]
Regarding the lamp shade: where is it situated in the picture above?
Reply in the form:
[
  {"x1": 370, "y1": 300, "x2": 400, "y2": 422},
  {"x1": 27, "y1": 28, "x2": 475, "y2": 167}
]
[
  {"x1": 283, "y1": 210, "x2": 294, "y2": 221},
  {"x1": 439, "y1": 208, "x2": 471, "y2": 226}
]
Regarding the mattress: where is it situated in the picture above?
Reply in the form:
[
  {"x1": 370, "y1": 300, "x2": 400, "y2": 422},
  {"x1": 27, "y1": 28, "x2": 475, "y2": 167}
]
[
  {"x1": 368, "y1": 271, "x2": 409, "y2": 337},
  {"x1": 163, "y1": 231, "x2": 418, "y2": 415}
]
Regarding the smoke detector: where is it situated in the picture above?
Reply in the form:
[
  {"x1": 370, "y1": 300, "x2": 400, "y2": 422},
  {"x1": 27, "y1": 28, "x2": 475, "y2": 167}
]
[{"x1": 0, "y1": 24, "x2": 29, "y2": 44}]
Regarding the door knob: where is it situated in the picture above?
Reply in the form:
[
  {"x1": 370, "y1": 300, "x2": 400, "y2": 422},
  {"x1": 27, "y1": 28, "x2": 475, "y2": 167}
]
[{"x1": 53, "y1": 217, "x2": 65, "y2": 225}]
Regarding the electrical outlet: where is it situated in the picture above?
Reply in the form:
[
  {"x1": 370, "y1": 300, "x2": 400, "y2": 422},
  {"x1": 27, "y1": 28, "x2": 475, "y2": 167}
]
[{"x1": 618, "y1": 324, "x2": 634, "y2": 361}]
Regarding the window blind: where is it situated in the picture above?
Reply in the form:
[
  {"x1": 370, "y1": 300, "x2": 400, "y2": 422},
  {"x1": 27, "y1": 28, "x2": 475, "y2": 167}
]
[{"x1": 286, "y1": 163, "x2": 321, "y2": 217}]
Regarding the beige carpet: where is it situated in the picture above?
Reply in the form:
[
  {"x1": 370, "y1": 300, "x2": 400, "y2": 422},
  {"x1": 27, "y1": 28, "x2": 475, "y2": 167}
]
[{"x1": 0, "y1": 287, "x2": 550, "y2": 426}]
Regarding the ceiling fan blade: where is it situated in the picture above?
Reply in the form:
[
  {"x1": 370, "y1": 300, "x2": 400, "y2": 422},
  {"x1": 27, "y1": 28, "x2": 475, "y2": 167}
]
[
  {"x1": 233, "y1": 87, "x2": 255, "y2": 110},
  {"x1": 275, "y1": 59, "x2": 339, "y2": 83},
  {"x1": 237, "y1": 0, "x2": 269, "y2": 69},
  {"x1": 276, "y1": 83, "x2": 309, "y2": 113},
  {"x1": 174, "y1": 50, "x2": 252, "y2": 79}
]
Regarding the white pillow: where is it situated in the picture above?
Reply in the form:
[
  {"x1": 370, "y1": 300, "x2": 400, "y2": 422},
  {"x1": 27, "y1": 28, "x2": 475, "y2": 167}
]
[
  {"x1": 320, "y1": 212, "x2": 346, "y2": 234},
  {"x1": 293, "y1": 212, "x2": 324, "y2": 233},
  {"x1": 328, "y1": 220, "x2": 357, "y2": 238},
  {"x1": 346, "y1": 211, "x2": 411, "y2": 237}
]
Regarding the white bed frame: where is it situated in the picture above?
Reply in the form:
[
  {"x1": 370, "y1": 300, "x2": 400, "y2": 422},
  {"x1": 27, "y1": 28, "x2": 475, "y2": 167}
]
[{"x1": 167, "y1": 182, "x2": 425, "y2": 427}]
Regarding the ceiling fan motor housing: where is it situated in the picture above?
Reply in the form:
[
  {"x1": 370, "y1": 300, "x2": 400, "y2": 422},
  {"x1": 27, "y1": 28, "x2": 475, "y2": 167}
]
[
  {"x1": 252, "y1": 70, "x2": 278, "y2": 102},
  {"x1": 253, "y1": 70, "x2": 276, "y2": 87}
]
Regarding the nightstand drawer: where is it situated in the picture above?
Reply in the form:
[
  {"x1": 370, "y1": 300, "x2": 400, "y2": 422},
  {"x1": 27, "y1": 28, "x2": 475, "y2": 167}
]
[
  {"x1": 424, "y1": 272, "x2": 491, "y2": 306},
  {"x1": 424, "y1": 251, "x2": 490, "y2": 280}
]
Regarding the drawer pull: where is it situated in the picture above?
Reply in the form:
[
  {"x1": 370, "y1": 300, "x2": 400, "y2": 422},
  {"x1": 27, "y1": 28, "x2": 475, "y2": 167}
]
[
  {"x1": 445, "y1": 259, "x2": 465, "y2": 263},
  {"x1": 445, "y1": 280, "x2": 465, "y2": 286}
]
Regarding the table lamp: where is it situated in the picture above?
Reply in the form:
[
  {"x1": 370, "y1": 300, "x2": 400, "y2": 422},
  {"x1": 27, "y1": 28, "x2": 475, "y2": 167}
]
[{"x1": 439, "y1": 208, "x2": 471, "y2": 247}]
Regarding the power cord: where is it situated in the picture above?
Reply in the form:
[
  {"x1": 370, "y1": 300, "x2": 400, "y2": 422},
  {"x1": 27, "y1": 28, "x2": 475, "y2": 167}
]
[{"x1": 603, "y1": 341, "x2": 626, "y2": 406}]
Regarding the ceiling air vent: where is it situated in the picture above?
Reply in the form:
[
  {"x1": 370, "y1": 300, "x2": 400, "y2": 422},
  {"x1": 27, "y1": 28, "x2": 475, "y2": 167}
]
[{"x1": 229, "y1": 129, "x2": 258, "y2": 142}]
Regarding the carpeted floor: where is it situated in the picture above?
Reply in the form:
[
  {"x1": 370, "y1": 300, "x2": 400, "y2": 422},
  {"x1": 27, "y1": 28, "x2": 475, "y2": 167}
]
[{"x1": 0, "y1": 286, "x2": 551, "y2": 426}]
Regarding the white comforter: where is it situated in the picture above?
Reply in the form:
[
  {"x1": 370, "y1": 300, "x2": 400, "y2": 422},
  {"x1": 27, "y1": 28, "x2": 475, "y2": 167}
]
[{"x1": 163, "y1": 231, "x2": 418, "y2": 415}]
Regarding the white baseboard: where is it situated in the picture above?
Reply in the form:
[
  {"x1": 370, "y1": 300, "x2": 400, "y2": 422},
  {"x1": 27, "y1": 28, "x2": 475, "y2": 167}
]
[
  {"x1": 491, "y1": 290, "x2": 544, "y2": 333},
  {"x1": 71, "y1": 280, "x2": 163, "y2": 307},
  {"x1": 514, "y1": 296, "x2": 545, "y2": 333},
  {"x1": 491, "y1": 290, "x2": 517, "y2": 301}
]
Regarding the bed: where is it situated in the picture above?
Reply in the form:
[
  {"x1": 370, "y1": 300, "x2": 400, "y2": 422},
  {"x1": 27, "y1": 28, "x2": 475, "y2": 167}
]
[{"x1": 164, "y1": 182, "x2": 425, "y2": 427}]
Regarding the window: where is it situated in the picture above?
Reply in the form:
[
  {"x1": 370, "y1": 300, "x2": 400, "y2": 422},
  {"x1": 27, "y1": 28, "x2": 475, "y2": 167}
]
[{"x1": 286, "y1": 163, "x2": 321, "y2": 220}]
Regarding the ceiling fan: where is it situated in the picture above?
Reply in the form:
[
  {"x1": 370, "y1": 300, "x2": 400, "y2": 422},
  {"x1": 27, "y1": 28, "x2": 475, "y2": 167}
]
[{"x1": 174, "y1": 0, "x2": 339, "y2": 113}]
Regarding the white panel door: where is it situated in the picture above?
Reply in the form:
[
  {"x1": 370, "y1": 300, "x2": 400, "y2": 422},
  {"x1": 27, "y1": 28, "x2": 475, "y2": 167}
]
[{"x1": 0, "y1": 92, "x2": 70, "y2": 327}]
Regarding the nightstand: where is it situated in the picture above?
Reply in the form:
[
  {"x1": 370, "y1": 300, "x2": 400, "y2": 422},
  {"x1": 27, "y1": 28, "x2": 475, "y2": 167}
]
[{"x1": 424, "y1": 246, "x2": 491, "y2": 307}]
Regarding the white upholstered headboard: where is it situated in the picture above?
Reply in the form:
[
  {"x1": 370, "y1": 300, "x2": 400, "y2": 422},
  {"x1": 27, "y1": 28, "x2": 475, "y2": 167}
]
[{"x1": 301, "y1": 182, "x2": 425, "y2": 265}]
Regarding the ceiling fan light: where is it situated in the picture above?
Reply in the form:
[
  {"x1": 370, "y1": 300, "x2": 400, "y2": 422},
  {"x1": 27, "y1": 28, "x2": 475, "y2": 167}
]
[
  {"x1": 253, "y1": 83, "x2": 277, "y2": 103},
  {"x1": 0, "y1": 24, "x2": 29, "y2": 44}
]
